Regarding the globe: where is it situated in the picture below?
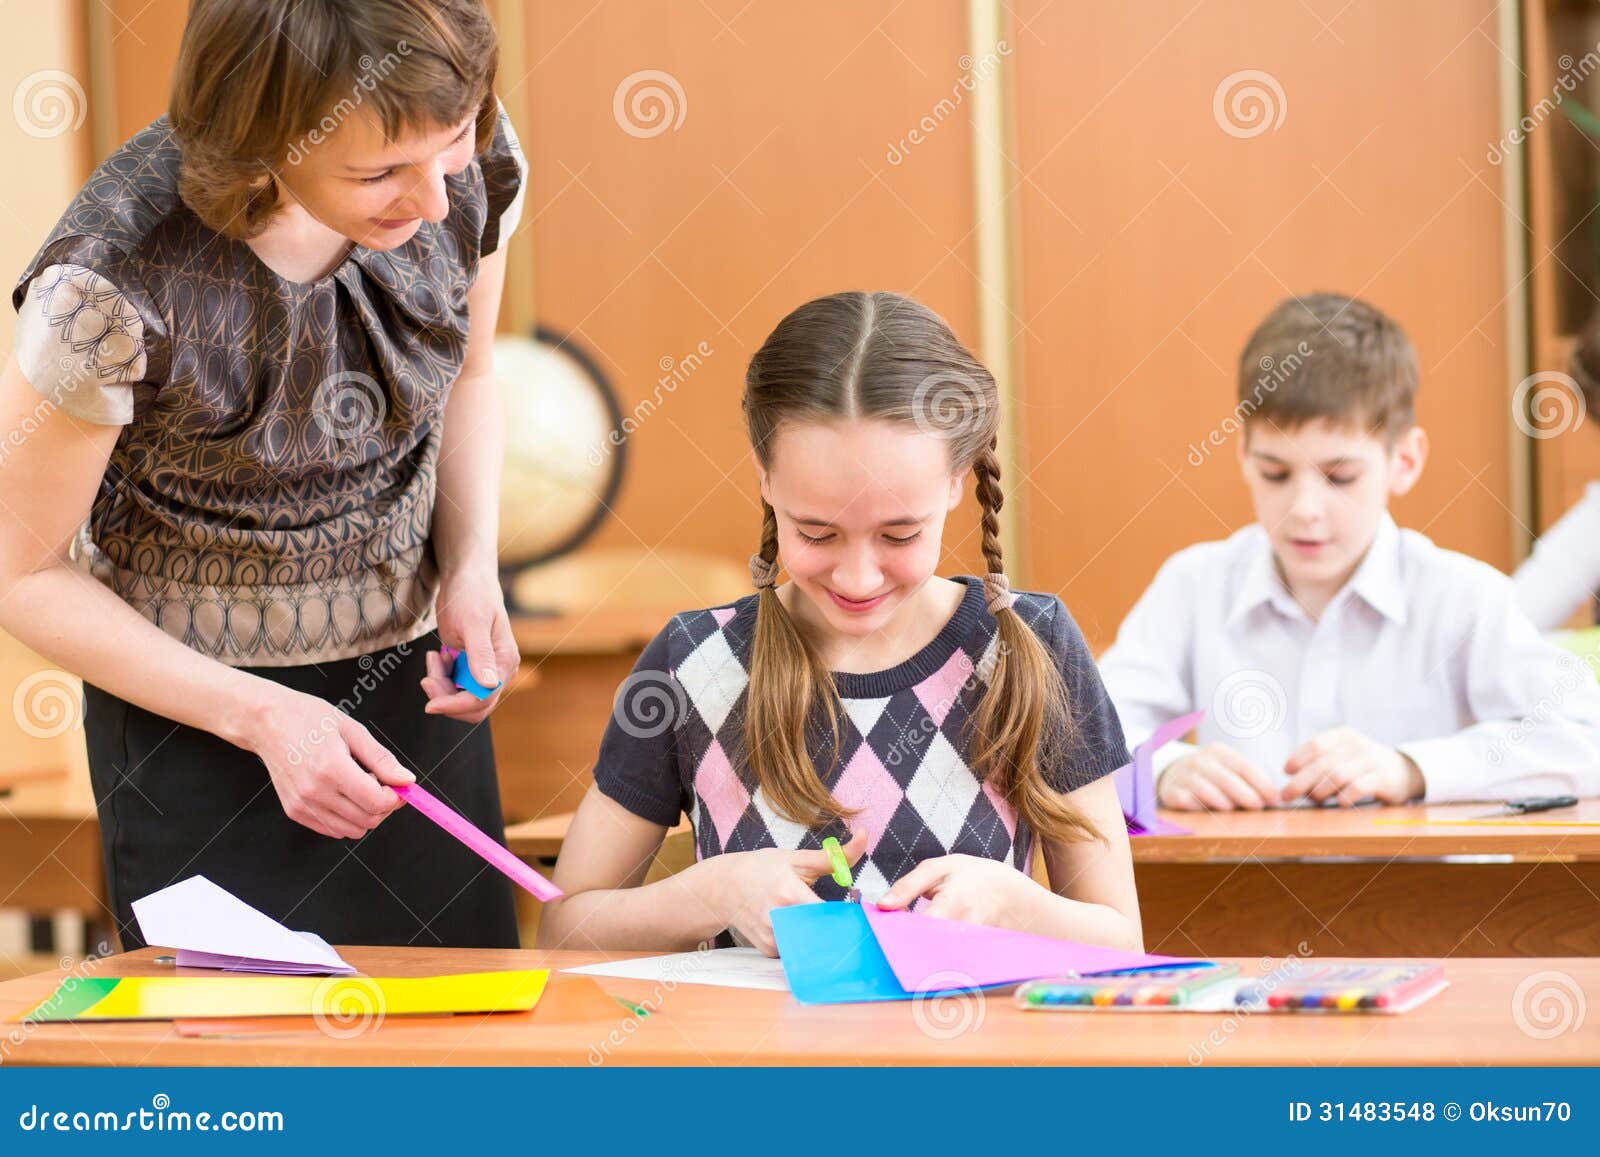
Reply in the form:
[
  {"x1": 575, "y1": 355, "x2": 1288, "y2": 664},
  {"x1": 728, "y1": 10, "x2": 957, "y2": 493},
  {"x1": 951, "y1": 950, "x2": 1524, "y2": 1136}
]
[{"x1": 493, "y1": 329, "x2": 624, "y2": 576}]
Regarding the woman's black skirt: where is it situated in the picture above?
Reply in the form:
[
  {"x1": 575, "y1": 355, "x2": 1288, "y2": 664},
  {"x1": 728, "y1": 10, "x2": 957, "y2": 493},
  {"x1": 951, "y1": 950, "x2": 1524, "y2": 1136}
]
[{"x1": 82, "y1": 630, "x2": 520, "y2": 951}]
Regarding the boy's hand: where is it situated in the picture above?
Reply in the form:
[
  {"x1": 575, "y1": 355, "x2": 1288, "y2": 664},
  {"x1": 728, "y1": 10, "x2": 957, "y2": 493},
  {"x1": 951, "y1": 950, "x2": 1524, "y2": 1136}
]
[
  {"x1": 1280, "y1": 726, "x2": 1424, "y2": 807},
  {"x1": 1157, "y1": 743, "x2": 1276, "y2": 811}
]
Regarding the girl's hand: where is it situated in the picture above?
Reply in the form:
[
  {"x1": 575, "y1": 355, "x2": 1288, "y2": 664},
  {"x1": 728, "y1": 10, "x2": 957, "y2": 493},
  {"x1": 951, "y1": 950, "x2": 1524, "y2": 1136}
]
[
  {"x1": 245, "y1": 685, "x2": 414, "y2": 839},
  {"x1": 425, "y1": 568, "x2": 521, "y2": 723},
  {"x1": 874, "y1": 853, "x2": 1037, "y2": 928},
  {"x1": 710, "y1": 828, "x2": 868, "y2": 956}
]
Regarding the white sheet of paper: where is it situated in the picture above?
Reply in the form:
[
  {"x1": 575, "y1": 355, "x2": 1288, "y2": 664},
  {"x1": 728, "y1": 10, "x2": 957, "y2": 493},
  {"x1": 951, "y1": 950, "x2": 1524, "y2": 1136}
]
[
  {"x1": 132, "y1": 875, "x2": 355, "y2": 975},
  {"x1": 563, "y1": 948, "x2": 791, "y2": 991}
]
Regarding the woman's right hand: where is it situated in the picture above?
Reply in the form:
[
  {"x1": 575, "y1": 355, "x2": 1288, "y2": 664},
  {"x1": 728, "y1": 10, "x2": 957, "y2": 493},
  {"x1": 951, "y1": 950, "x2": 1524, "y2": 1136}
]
[
  {"x1": 707, "y1": 827, "x2": 869, "y2": 956},
  {"x1": 242, "y1": 685, "x2": 415, "y2": 839}
]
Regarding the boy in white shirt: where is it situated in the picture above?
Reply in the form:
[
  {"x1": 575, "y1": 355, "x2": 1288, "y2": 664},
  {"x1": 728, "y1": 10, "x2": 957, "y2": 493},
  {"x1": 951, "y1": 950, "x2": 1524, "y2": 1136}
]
[{"x1": 1099, "y1": 292, "x2": 1600, "y2": 808}]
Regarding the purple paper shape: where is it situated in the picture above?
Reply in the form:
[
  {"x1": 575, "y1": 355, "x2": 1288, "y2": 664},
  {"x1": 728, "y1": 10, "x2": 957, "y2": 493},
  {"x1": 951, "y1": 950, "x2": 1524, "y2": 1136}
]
[
  {"x1": 132, "y1": 876, "x2": 356, "y2": 976},
  {"x1": 1114, "y1": 709, "x2": 1206, "y2": 836},
  {"x1": 175, "y1": 933, "x2": 350, "y2": 975},
  {"x1": 861, "y1": 905, "x2": 1199, "y2": 991}
]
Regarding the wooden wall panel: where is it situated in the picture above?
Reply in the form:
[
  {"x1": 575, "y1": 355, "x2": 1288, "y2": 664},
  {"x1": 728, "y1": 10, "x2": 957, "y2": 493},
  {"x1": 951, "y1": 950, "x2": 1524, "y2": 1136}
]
[
  {"x1": 105, "y1": 0, "x2": 990, "y2": 586},
  {"x1": 106, "y1": 0, "x2": 184, "y2": 139},
  {"x1": 0, "y1": 0, "x2": 96, "y2": 789},
  {"x1": 96, "y1": 1, "x2": 1518, "y2": 642},
  {"x1": 508, "y1": 1, "x2": 987, "y2": 581},
  {"x1": 1009, "y1": 0, "x2": 1514, "y2": 644}
]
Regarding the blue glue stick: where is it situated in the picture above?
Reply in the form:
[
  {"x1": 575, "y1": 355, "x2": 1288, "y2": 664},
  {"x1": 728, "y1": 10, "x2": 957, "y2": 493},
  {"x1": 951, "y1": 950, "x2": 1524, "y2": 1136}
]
[{"x1": 441, "y1": 645, "x2": 501, "y2": 701}]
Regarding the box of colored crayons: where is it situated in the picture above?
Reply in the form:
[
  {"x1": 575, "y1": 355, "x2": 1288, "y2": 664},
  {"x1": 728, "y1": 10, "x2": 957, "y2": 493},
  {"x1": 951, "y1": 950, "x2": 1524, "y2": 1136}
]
[
  {"x1": 1015, "y1": 962, "x2": 1448, "y2": 1014},
  {"x1": 1016, "y1": 964, "x2": 1240, "y2": 1009}
]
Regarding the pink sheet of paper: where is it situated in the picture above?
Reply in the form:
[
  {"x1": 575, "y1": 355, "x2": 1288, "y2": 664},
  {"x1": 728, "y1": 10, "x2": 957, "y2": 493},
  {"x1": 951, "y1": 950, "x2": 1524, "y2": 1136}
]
[
  {"x1": 861, "y1": 905, "x2": 1197, "y2": 991},
  {"x1": 1114, "y1": 709, "x2": 1206, "y2": 836},
  {"x1": 393, "y1": 783, "x2": 563, "y2": 902}
]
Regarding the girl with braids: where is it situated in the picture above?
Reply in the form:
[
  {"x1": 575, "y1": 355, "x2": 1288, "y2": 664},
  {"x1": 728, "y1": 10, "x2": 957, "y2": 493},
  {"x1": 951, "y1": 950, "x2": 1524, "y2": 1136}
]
[{"x1": 541, "y1": 291, "x2": 1141, "y2": 956}]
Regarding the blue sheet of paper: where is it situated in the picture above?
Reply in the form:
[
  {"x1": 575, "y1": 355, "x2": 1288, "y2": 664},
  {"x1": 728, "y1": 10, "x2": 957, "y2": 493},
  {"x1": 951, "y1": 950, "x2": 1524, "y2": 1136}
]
[
  {"x1": 773, "y1": 902, "x2": 1206, "y2": 1005},
  {"x1": 770, "y1": 904, "x2": 925, "y2": 1003}
]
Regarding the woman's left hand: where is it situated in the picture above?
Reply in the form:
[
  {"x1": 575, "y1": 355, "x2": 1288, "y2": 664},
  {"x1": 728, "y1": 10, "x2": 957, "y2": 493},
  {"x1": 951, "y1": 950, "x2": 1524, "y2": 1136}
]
[
  {"x1": 423, "y1": 568, "x2": 521, "y2": 723},
  {"x1": 873, "y1": 854, "x2": 1037, "y2": 927}
]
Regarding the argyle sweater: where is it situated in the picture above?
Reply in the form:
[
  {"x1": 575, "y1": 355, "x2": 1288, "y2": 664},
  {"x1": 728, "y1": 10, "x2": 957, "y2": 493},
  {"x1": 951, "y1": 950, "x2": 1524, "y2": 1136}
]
[{"x1": 594, "y1": 576, "x2": 1130, "y2": 910}]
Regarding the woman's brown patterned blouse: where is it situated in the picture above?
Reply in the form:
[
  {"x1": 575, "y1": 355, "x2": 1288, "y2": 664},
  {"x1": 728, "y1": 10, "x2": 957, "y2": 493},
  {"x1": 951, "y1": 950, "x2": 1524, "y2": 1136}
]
[{"x1": 11, "y1": 106, "x2": 525, "y2": 667}]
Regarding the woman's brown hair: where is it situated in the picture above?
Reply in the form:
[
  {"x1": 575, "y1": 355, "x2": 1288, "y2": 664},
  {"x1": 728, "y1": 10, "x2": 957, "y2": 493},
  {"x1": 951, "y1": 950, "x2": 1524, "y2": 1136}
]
[
  {"x1": 169, "y1": 0, "x2": 500, "y2": 239},
  {"x1": 743, "y1": 290, "x2": 1100, "y2": 847}
]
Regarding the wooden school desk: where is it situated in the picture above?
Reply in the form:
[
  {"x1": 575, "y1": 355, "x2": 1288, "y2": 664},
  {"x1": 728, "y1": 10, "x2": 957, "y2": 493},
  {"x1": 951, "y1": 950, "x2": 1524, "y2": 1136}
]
[
  {"x1": 0, "y1": 767, "x2": 107, "y2": 930},
  {"x1": 508, "y1": 801, "x2": 1600, "y2": 959},
  {"x1": 1, "y1": 946, "x2": 1595, "y2": 1066},
  {"x1": 494, "y1": 547, "x2": 749, "y2": 826},
  {"x1": 1134, "y1": 801, "x2": 1600, "y2": 959},
  {"x1": 493, "y1": 609, "x2": 663, "y2": 822},
  {"x1": 507, "y1": 812, "x2": 691, "y2": 861},
  {"x1": 0, "y1": 762, "x2": 68, "y2": 793}
]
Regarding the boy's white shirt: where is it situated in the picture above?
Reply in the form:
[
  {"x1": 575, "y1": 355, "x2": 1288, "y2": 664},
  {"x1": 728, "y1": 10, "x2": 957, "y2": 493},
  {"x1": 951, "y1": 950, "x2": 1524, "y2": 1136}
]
[
  {"x1": 1512, "y1": 480, "x2": 1600, "y2": 630},
  {"x1": 1098, "y1": 513, "x2": 1600, "y2": 803}
]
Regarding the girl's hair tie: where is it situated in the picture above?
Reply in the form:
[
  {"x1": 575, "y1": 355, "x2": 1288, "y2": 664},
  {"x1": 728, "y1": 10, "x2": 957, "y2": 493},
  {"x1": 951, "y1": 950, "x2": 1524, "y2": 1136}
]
[
  {"x1": 983, "y1": 571, "x2": 1017, "y2": 615},
  {"x1": 749, "y1": 553, "x2": 780, "y2": 590}
]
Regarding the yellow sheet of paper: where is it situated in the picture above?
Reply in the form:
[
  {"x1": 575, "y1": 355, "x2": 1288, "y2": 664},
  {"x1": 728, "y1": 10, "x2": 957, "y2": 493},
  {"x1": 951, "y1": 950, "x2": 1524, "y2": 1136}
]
[{"x1": 53, "y1": 970, "x2": 548, "y2": 1021}]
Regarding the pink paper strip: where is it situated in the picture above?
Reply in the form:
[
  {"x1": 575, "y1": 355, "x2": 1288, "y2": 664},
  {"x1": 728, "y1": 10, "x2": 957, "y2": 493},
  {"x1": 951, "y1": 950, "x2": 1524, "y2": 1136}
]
[
  {"x1": 861, "y1": 905, "x2": 1197, "y2": 991},
  {"x1": 1115, "y1": 709, "x2": 1206, "y2": 836},
  {"x1": 394, "y1": 783, "x2": 563, "y2": 902}
]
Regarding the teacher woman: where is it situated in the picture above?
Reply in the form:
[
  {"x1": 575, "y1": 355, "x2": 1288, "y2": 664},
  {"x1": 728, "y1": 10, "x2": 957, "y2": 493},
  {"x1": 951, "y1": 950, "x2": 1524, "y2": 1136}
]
[{"x1": 0, "y1": 0, "x2": 524, "y2": 948}]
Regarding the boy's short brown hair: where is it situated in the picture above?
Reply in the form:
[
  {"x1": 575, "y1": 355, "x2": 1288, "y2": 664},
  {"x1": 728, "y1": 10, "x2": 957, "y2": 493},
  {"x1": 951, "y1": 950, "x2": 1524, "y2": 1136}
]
[
  {"x1": 1238, "y1": 292, "x2": 1419, "y2": 440},
  {"x1": 169, "y1": 0, "x2": 500, "y2": 239}
]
